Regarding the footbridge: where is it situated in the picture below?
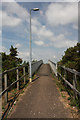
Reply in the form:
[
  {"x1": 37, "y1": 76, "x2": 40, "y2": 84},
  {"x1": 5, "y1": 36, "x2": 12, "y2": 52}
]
[{"x1": 0, "y1": 60, "x2": 80, "y2": 119}]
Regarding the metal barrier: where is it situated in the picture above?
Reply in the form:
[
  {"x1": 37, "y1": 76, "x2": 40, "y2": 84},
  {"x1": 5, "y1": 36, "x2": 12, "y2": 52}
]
[
  {"x1": 57, "y1": 65, "x2": 80, "y2": 99},
  {"x1": 0, "y1": 65, "x2": 27, "y2": 103},
  {"x1": 0, "y1": 60, "x2": 43, "y2": 119},
  {"x1": 48, "y1": 60, "x2": 57, "y2": 76},
  {"x1": 0, "y1": 60, "x2": 43, "y2": 103},
  {"x1": 49, "y1": 60, "x2": 80, "y2": 100},
  {"x1": 32, "y1": 60, "x2": 43, "y2": 75}
]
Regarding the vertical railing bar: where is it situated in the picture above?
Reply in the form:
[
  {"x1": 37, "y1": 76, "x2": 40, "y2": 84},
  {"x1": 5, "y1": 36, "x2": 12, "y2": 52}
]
[
  {"x1": 4, "y1": 71, "x2": 8, "y2": 103},
  {"x1": 64, "y1": 68, "x2": 67, "y2": 87},
  {"x1": 23, "y1": 66, "x2": 26, "y2": 84},
  {"x1": 16, "y1": 68, "x2": 19, "y2": 90},
  {"x1": 73, "y1": 69, "x2": 77, "y2": 99}
]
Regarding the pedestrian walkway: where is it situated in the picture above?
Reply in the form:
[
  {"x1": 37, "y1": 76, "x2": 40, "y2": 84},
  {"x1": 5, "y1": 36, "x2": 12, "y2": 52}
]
[{"x1": 9, "y1": 64, "x2": 71, "y2": 118}]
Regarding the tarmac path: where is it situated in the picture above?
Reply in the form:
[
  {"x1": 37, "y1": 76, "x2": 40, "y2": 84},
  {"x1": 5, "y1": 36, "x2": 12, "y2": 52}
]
[{"x1": 9, "y1": 64, "x2": 71, "y2": 118}]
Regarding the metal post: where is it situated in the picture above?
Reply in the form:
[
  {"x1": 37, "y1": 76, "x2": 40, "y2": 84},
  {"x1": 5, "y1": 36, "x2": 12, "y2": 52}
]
[
  {"x1": 64, "y1": 69, "x2": 67, "y2": 87},
  {"x1": 4, "y1": 72, "x2": 8, "y2": 103},
  {"x1": 16, "y1": 68, "x2": 19, "y2": 90},
  {"x1": 29, "y1": 9, "x2": 32, "y2": 82},
  {"x1": 56, "y1": 63, "x2": 57, "y2": 76},
  {"x1": 29, "y1": 8, "x2": 39, "y2": 82},
  {"x1": 73, "y1": 69, "x2": 77, "y2": 99},
  {"x1": 23, "y1": 66, "x2": 26, "y2": 84},
  {"x1": 57, "y1": 65, "x2": 59, "y2": 80}
]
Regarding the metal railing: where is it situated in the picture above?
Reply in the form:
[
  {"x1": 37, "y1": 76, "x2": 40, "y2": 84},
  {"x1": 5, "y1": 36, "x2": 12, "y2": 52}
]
[
  {"x1": 0, "y1": 65, "x2": 27, "y2": 103},
  {"x1": 48, "y1": 60, "x2": 57, "y2": 76},
  {"x1": 49, "y1": 60, "x2": 80, "y2": 100},
  {"x1": 0, "y1": 60, "x2": 43, "y2": 119},
  {"x1": 32, "y1": 60, "x2": 43, "y2": 75},
  {"x1": 0, "y1": 60, "x2": 43, "y2": 103},
  {"x1": 57, "y1": 65, "x2": 80, "y2": 99}
]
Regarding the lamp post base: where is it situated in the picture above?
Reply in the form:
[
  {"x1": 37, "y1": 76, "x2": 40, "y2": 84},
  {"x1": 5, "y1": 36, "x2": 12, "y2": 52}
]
[{"x1": 30, "y1": 78, "x2": 32, "y2": 82}]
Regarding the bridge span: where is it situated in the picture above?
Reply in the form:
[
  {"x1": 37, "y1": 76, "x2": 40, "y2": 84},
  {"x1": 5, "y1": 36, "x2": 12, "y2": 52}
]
[
  {"x1": 8, "y1": 64, "x2": 71, "y2": 118},
  {"x1": 1, "y1": 60, "x2": 80, "y2": 119}
]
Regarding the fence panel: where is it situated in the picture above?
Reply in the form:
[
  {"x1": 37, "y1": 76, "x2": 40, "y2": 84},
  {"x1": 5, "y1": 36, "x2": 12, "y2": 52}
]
[
  {"x1": 31, "y1": 60, "x2": 43, "y2": 75},
  {"x1": 57, "y1": 65, "x2": 80, "y2": 100},
  {"x1": 48, "y1": 60, "x2": 57, "y2": 76}
]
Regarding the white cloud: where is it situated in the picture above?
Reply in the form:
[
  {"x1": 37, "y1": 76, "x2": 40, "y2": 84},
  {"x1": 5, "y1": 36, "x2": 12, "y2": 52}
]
[
  {"x1": 72, "y1": 24, "x2": 78, "y2": 30},
  {"x1": 15, "y1": 43, "x2": 22, "y2": 48},
  {"x1": 46, "y1": 3, "x2": 78, "y2": 28},
  {"x1": 0, "y1": 30, "x2": 1, "y2": 36},
  {"x1": 0, "y1": 10, "x2": 2, "y2": 27},
  {"x1": 2, "y1": 2, "x2": 78, "y2": 63},
  {"x1": 32, "y1": 24, "x2": 53, "y2": 40},
  {"x1": 32, "y1": 47, "x2": 59, "y2": 63},
  {"x1": 32, "y1": 21, "x2": 77, "y2": 48},
  {"x1": 19, "y1": 51, "x2": 29, "y2": 57},
  {"x1": 40, "y1": 10, "x2": 43, "y2": 16},
  {"x1": 2, "y1": 46, "x2": 9, "y2": 54},
  {"x1": 38, "y1": 26, "x2": 53, "y2": 38},
  {"x1": 50, "y1": 33, "x2": 77, "y2": 48},
  {"x1": 32, "y1": 19, "x2": 77, "y2": 48},
  {"x1": 18, "y1": 51, "x2": 29, "y2": 61},
  {"x1": 34, "y1": 41, "x2": 44, "y2": 46},
  {"x1": 53, "y1": 56, "x2": 56, "y2": 58},
  {"x1": 2, "y1": 46, "x2": 6, "y2": 52},
  {"x1": 53, "y1": 39, "x2": 77, "y2": 48},
  {"x1": 2, "y1": 11, "x2": 22, "y2": 27},
  {"x1": 2, "y1": 2, "x2": 29, "y2": 27},
  {"x1": 32, "y1": 18, "x2": 41, "y2": 27}
]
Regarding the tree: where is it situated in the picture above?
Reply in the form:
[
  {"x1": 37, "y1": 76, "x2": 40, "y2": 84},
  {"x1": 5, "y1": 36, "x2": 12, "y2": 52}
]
[
  {"x1": 2, "y1": 45, "x2": 22, "y2": 71},
  {"x1": 2, "y1": 45, "x2": 23, "y2": 88},
  {"x1": 10, "y1": 45, "x2": 18, "y2": 57},
  {"x1": 58, "y1": 42, "x2": 80, "y2": 72}
]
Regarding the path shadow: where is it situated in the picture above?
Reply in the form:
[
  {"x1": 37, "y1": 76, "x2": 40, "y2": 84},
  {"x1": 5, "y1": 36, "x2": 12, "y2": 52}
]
[
  {"x1": 2, "y1": 80, "x2": 29, "y2": 120},
  {"x1": 32, "y1": 76, "x2": 40, "y2": 82}
]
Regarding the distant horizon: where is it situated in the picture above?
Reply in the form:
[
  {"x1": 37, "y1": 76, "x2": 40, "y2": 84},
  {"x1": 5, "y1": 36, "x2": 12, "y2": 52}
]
[{"x1": 1, "y1": 42, "x2": 79, "y2": 64}]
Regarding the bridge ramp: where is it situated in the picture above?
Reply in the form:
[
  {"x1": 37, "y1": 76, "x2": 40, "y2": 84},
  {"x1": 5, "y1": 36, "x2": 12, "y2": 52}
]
[{"x1": 9, "y1": 64, "x2": 71, "y2": 118}]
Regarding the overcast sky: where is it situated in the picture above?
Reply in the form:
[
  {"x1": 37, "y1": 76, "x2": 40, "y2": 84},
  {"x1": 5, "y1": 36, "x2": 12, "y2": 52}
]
[{"x1": 0, "y1": 0, "x2": 79, "y2": 63}]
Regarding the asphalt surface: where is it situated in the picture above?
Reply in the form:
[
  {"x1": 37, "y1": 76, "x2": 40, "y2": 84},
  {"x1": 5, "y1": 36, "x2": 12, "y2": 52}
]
[{"x1": 9, "y1": 64, "x2": 71, "y2": 118}]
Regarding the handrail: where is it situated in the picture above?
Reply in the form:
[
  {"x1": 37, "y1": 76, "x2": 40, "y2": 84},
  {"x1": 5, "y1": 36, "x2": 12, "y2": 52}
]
[
  {"x1": 48, "y1": 60, "x2": 56, "y2": 65},
  {"x1": 49, "y1": 60, "x2": 80, "y2": 99},
  {"x1": 0, "y1": 60, "x2": 43, "y2": 103},
  {"x1": 0, "y1": 74, "x2": 27, "y2": 98},
  {"x1": 57, "y1": 65, "x2": 80, "y2": 99},
  {"x1": 31, "y1": 60, "x2": 43, "y2": 75},
  {"x1": 32, "y1": 60, "x2": 43, "y2": 65},
  {"x1": 57, "y1": 72, "x2": 80, "y2": 97},
  {"x1": 0, "y1": 60, "x2": 43, "y2": 119},
  {"x1": 48, "y1": 60, "x2": 57, "y2": 76},
  {"x1": 2, "y1": 64, "x2": 26, "y2": 75},
  {"x1": 0, "y1": 64, "x2": 27, "y2": 103},
  {"x1": 58, "y1": 65, "x2": 80, "y2": 76}
]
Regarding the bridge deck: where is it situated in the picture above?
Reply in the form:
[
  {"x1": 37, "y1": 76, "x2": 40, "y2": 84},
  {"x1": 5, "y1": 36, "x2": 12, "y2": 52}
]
[{"x1": 9, "y1": 64, "x2": 71, "y2": 118}]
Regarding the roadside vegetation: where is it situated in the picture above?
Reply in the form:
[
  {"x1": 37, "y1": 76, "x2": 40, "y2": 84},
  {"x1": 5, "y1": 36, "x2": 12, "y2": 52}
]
[
  {"x1": 2, "y1": 45, "x2": 29, "y2": 89},
  {"x1": 57, "y1": 42, "x2": 80, "y2": 111},
  {"x1": 58, "y1": 42, "x2": 80, "y2": 71},
  {"x1": 1, "y1": 45, "x2": 29, "y2": 118}
]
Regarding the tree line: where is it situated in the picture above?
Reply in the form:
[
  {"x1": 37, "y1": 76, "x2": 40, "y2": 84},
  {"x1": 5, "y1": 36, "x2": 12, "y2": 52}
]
[
  {"x1": 1, "y1": 45, "x2": 29, "y2": 89},
  {"x1": 58, "y1": 42, "x2": 80, "y2": 72},
  {"x1": 57, "y1": 42, "x2": 80, "y2": 108}
]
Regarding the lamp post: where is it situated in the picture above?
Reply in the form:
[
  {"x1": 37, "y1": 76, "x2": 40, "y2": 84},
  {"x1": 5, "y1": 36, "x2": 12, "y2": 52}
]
[{"x1": 29, "y1": 8, "x2": 39, "y2": 82}]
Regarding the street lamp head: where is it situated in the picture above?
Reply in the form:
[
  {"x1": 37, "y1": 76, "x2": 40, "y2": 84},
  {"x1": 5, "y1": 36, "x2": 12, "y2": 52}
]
[{"x1": 32, "y1": 8, "x2": 39, "y2": 11}]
